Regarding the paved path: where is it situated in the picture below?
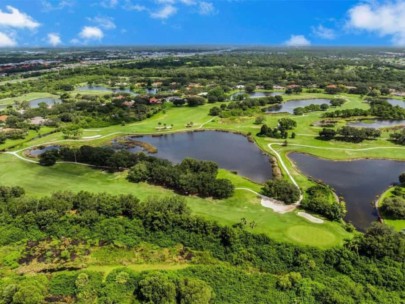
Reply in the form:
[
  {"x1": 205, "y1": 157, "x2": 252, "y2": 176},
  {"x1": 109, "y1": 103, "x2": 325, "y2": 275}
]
[{"x1": 267, "y1": 143, "x2": 303, "y2": 205}]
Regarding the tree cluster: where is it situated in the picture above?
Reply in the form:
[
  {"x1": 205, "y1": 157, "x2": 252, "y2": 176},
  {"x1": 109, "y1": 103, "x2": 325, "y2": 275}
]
[
  {"x1": 128, "y1": 158, "x2": 234, "y2": 199},
  {"x1": 261, "y1": 179, "x2": 300, "y2": 204},
  {"x1": 318, "y1": 126, "x2": 381, "y2": 142}
]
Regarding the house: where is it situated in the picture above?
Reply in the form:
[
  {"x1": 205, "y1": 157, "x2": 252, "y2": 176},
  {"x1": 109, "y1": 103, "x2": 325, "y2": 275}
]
[
  {"x1": 198, "y1": 92, "x2": 208, "y2": 97},
  {"x1": 30, "y1": 117, "x2": 47, "y2": 126},
  {"x1": 149, "y1": 97, "x2": 162, "y2": 104},
  {"x1": 122, "y1": 100, "x2": 135, "y2": 108},
  {"x1": 326, "y1": 84, "x2": 337, "y2": 89},
  {"x1": 0, "y1": 115, "x2": 8, "y2": 123},
  {"x1": 273, "y1": 85, "x2": 285, "y2": 90},
  {"x1": 287, "y1": 84, "x2": 300, "y2": 89},
  {"x1": 235, "y1": 85, "x2": 245, "y2": 89}
]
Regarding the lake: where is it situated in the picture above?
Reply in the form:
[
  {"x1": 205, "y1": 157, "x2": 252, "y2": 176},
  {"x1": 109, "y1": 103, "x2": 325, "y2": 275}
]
[
  {"x1": 348, "y1": 120, "x2": 405, "y2": 129},
  {"x1": 122, "y1": 131, "x2": 273, "y2": 183},
  {"x1": 77, "y1": 85, "x2": 136, "y2": 94},
  {"x1": 29, "y1": 145, "x2": 60, "y2": 157},
  {"x1": 289, "y1": 152, "x2": 405, "y2": 230},
  {"x1": 29, "y1": 98, "x2": 61, "y2": 108},
  {"x1": 267, "y1": 99, "x2": 330, "y2": 114},
  {"x1": 387, "y1": 99, "x2": 405, "y2": 108},
  {"x1": 231, "y1": 91, "x2": 284, "y2": 100}
]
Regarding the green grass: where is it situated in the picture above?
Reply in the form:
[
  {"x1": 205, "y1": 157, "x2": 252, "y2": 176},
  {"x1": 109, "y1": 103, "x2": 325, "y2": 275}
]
[
  {"x1": 377, "y1": 187, "x2": 405, "y2": 232},
  {"x1": 0, "y1": 92, "x2": 59, "y2": 107},
  {"x1": 0, "y1": 153, "x2": 351, "y2": 248},
  {"x1": 86, "y1": 264, "x2": 190, "y2": 278}
]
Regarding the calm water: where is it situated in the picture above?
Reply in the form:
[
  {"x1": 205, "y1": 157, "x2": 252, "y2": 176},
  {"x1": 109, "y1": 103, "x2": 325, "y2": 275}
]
[
  {"x1": 29, "y1": 98, "x2": 60, "y2": 108},
  {"x1": 29, "y1": 145, "x2": 60, "y2": 156},
  {"x1": 289, "y1": 152, "x2": 405, "y2": 230},
  {"x1": 231, "y1": 92, "x2": 283, "y2": 100},
  {"x1": 77, "y1": 85, "x2": 137, "y2": 95},
  {"x1": 267, "y1": 99, "x2": 330, "y2": 114},
  {"x1": 348, "y1": 120, "x2": 405, "y2": 129},
  {"x1": 125, "y1": 131, "x2": 273, "y2": 183},
  {"x1": 387, "y1": 99, "x2": 405, "y2": 108}
]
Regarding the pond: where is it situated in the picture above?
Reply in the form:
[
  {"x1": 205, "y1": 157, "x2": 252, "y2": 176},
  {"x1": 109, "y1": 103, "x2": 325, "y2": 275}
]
[
  {"x1": 348, "y1": 119, "x2": 405, "y2": 129},
  {"x1": 231, "y1": 91, "x2": 283, "y2": 100},
  {"x1": 29, "y1": 145, "x2": 60, "y2": 157},
  {"x1": 122, "y1": 131, "x2": 273, "y2": 183},
  {"x1": 387, "y1": 99, "x2": 405, "y2": 108},
  {"x1": 77, "y1": 85, "x2": 137, "y2": 95},
  {"x1": 29, "y1": 98, "x2": 61, "y2": 108},
  {"x1": 288, "y1": 152, "x2": 405, "y2": 230},
  {"x1": 267, "y1": 99, "x2": 330, "y2": 114}
]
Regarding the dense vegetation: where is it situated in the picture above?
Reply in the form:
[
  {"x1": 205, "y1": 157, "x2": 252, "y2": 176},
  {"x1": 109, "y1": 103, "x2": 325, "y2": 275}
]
[
  {"x1": 0, "y1": 187, "x2": 404, "y2": 303},
  {"x1": 128, "y1": 157, "x2": 234, "y2": 199},
  {"x1": 301, "y1": 185, "x2": 346, "y2": 221},
  {"x1": 261, "y1": 179, "x2": 300, "y2": 204},
  {"x1": 319, "y1": 126, "x2": 381, "y2": 142},
  {"x1": 381, "y1": 174, "x2": 405, "y2": 220},
  {"x1": 40, "y1": 146, "x2": 234, "y2": 199},
  {"x1": 257, "y1": 118, "x2": 297, "y2": 139}
]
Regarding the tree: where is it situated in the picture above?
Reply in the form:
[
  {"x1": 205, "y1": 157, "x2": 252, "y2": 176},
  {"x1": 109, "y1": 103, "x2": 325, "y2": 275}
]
[
  {"x1": 318, "y1": 128, "x2": 336, "y2": 140},
  {"x1": 245, "y1": 84, "x2": 256, "y2": 94},
  {"x1": 262, "y1": 179, "x2": 300, "y2": 204},
  {"x1": 209, "y1": 106, "x2": 221, "y2": 116},
  {"x1": 399, "y1": 172, "x2": 405, "y2": 185},
  {"x1": 39, "y1": 150, "x2": 58, "y2": 166},
  {"x1": 380, "y1": 197, "x2": 405, "y2": 219},
  {"x1": 254, "y1": 116, "x2": 265, "y2": 125},
  {"x1": 137, "y1": 272, "x2": 176, "y2": 304},
  {"x1": 177, "y1": 278, "x2": 214, "y2": 304},
  {"x1": 278, "y1": 118, "x2": 297, "y2": 130}
]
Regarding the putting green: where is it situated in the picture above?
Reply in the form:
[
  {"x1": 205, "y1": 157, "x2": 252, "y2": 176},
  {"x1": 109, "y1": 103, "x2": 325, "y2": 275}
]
[{"x1": 287, "y1": 225, "x2": 337, "y2": 247}]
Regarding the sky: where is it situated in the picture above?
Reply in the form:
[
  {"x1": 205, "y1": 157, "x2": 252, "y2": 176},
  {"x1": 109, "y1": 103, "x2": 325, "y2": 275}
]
[{"x1": 0, "y1": 0, "x2": 405, "y2": 47}]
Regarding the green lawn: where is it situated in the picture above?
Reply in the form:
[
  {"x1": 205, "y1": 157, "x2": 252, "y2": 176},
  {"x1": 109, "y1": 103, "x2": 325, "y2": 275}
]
[
  {"x1": 0, "y1": 92, "x2": 59, "y2": 107},
  {"x1": 0, "y1": 153, "x2": 352, "y2": 248}
]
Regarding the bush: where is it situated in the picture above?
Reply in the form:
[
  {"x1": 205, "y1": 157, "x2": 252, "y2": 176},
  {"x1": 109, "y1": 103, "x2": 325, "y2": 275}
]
[
  {"x1": 301, "y1": 185, "x2": 346, "y2": 220},
  {"x1": 137, "y1": 272, "x2": 176, "y2": 304},
  {"x1": 39, "y1": 150, "x2": 58, "y2": 166},
  {"x1": 380, "y1": 197, "x2": 405, "y2": 219}
]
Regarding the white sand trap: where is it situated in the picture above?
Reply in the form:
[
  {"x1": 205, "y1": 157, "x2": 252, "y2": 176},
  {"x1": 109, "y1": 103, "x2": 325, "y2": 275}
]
[
  {"x1": 261, "y1": 198, "x2": 297, "y2": 214},
  {"x1": 83, "y1": 135, "x2": 101, "y2": 139},
  {"x1": 297, "y1": 212, "x2": 324, "y2": 224}
]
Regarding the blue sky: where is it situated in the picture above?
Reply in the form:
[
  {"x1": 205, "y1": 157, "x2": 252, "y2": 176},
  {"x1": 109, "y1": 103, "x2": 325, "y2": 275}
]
[{"x1": 0, "y1": 0, "x2": 405, "y2": 47}]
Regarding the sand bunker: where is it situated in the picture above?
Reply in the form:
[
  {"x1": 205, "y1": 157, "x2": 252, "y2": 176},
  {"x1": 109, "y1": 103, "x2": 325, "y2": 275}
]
[
  {"x1": 297, "y1": 211, "x2": 324, "y2": 224},
  {"x1": 261, "y1": 198, "x2": 298, "y2": 214}
]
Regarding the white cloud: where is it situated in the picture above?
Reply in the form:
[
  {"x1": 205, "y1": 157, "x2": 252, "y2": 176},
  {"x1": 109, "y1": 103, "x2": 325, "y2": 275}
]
[
  {"x1": 347, "y1": 1, "x2": 405, "y2": 46},
  {"x1": 312, "y1": 25, "x2": 335, "y2": 40},
  {"x1": 285, "y1": 35, "x2": 311, "y2": 47},
  {"x1": 199, "y1": 1, "x2": 215, "y2": 15},
  {"x1": 42, "y1": 0, "x2": 75, "y2": 12},
  {"x1": 100, "y1": 0, "x2": 119, "y2": 8},
  {"x1": 151, "y1": 5, "x2": 177, "y2": 19},
  {"x1": 88, "y1": 16, "x2": 116, "y2": 29},
  {"x1": 179, "y1": 0, "x2": 196, "y2": 5},
  {"x1": 79, "y1": 26, "x2": 104, "y2": 40},
  {"x1": 125, "y1": 4, "x2": 147, "y2": 11},
  {"x1": 0, "y1": 32, "x2": 16, "y2": 47},
  {"x1": 47, "y1": 33, "x2": 62, "y2": 46},
  {"x1": 0, "y1": 6, "x2": 40, "y2": 30}
]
